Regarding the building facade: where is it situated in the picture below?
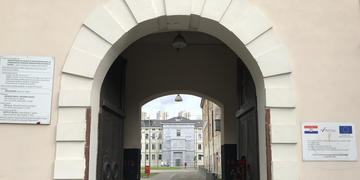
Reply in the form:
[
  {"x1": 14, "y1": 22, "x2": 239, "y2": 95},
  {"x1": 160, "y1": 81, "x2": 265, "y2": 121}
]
[
  {"x1": 141, "y1": 120, "x2": 163, "y2": 167},
  {"x1": 141, "y1": 117, "x2": 203, "y2": 167},
  {"x1": 194, "y1": 126, "x2": 204, "y2": 167},
  {"x1": 201, "y1": 99, "x2": 222, "y2": 177}
]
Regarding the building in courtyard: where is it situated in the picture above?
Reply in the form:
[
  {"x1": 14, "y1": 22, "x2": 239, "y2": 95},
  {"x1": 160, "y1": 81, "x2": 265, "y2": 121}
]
[
  {"x1": 201, "y1": 99, "x2": 222, "y2": 177},
  {"x1": 140, "y1": 117, "x2": 203, "y2": 167},
  {"x1": 141, "y1": 120, "x2": 163, "y2": 167}
]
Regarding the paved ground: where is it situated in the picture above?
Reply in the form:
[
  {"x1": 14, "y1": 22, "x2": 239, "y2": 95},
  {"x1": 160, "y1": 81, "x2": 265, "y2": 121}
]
[{"x1": 141, "y1": 168, "x2": 205, "y2": 180}]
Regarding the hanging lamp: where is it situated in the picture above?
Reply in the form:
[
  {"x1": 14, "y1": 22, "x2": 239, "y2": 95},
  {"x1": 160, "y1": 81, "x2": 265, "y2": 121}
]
[
  {"x1": 172, "y1": 33, "x2": 187, "y2": 51},
  {"x1": 175, "y1": 94, "x2": 183, "y2": 102}
]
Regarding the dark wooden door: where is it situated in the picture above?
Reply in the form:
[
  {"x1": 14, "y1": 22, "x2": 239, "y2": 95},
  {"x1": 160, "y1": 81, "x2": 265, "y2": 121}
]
[
  {"x1": 97, "y1": 57, "x2": 127, "y2": 180},
  {"x1": 236, "y1": 60, "x2": 260, "y2": 180}
]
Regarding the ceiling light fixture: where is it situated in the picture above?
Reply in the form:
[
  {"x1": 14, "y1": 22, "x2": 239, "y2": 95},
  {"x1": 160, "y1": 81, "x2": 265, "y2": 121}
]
[
  {"x1": 172, "y1": 33, "x2": 187, "y2": 51},
  {"x1": 175, "y1": 94, "x2": 183, "y2": 102}
]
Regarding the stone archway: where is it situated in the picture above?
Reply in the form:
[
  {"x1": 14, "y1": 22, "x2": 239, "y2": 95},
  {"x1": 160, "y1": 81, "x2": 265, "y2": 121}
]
[{"x1": 54, "y1": 1, "x2": 297, "y2": 180}]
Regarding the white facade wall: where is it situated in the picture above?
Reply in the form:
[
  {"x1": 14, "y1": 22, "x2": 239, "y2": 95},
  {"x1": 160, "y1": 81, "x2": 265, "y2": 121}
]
[
  {"x1": 163, "y1": 124, "x2": 196, "y2": 167},
  {"x1": 194, "y1": 128, "x2": 204, "y2": 166},
  {"x1": 140, "y1": 127, "x2": 163, "y2": 167}
]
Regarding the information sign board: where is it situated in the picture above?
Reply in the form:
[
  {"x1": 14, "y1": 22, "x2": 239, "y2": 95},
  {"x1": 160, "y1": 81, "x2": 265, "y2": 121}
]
[
  {"x1": 302, "y1": 122, "x2": 357, "y2": 161},
  {"x1": 0, "y1": 56, "x2": 54, "y2": 124}
]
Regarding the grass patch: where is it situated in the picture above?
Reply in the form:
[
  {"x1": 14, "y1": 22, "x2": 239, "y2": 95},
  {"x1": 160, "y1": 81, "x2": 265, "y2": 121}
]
[
  {"x1": 140, "y1": 172, "x2": 159, "y2": 178},
  {"x1": 140, "y1": 167, "x2": 182, "y2": 170}
]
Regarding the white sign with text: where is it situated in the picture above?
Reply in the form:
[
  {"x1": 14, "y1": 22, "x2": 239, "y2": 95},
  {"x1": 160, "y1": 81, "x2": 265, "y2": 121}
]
[
  {"x1": 302, "y1": 122, "x2": 357, "y2": 161},
  {"x1": 0, "y1": 56, "x2": 54, "y2": 124}
]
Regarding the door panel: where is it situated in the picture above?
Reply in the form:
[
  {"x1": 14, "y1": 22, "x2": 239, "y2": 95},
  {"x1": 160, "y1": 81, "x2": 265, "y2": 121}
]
[
  {"x1": 97, "y1": 57, "x2": 127, "y2": 180},
  {"x1": 236, "y1": 60, "x2": 259, "y2": 180}
]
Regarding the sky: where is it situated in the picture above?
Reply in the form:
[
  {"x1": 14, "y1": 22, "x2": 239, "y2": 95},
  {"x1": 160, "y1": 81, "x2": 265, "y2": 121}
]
[{"x1": 141, "y1": 94, "x2": 202, "y2": 120}]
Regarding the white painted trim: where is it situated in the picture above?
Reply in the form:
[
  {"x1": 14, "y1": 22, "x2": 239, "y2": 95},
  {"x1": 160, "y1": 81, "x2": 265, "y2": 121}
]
[{"x1": 55, "y1": 0, "x2": 298, "y2": 180}]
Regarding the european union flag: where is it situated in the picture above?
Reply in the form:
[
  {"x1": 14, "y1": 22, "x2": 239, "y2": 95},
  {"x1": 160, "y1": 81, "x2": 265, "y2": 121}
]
[{"x1": 339, "y1": 126, "x2": 352, "y2": 134}]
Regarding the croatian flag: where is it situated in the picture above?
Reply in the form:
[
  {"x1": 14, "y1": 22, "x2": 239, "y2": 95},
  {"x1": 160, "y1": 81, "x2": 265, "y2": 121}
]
[{"x1": 304, "y1": 125, "x2": 318, "y2": 134}]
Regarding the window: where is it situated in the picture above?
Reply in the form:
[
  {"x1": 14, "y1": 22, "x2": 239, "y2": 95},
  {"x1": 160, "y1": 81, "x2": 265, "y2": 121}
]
[
  {"x1": 158, "y1": 132, "x2": 162, "y2": 139},
  {"x1": 152, "y1": 144, "x2": 155, "y2": 150},
  {"x1": 177, "y1": 130, "x2": 181, "y2": 136},
  {"x1": 152, "y1": 154, "x2": 155, "y2": 160},
  {"x1": 145, "y1": 134, "x2": 148, "y2": 139},
  {"x1": 198, "y1": 154, "x2": 202, "y2": 160},
  {"x1": 159, "y1": 144, "x2": 162, "y2": 150},
  {"x1": 198, "y1": 144, "x2": 202, "y2": 150},
  {"x1": 215, "y1": 119, "x2": 221, "y2": 131},
  {"x1": 146, "y1": 154, "x2": 149, "y2": 160},
  {"x1": 159, "y1": 154, "x2": 162, "y2": 160},
  {"x1": 198, "y1": 133, "x2": 202, "y2": 139},
  {"x1": 152, "y1": 133, "x2": 155, "y2": 139},
  {"x1": 145, "y1": 144, "x2": 149, "y2": 150}
]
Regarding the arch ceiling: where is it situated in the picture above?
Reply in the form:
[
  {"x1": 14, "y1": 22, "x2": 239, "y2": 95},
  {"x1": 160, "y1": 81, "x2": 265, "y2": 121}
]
[{"x1": 55, "y1": 1, "x2": 298, "y2": 180}]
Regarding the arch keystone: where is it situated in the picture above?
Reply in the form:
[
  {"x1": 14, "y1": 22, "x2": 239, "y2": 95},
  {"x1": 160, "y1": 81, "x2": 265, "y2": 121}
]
[
  {"x1": 151, "y1": 0, "x2": 166, "y2": 16},
  {"x1": 165, "y1": 0, "x2": 192, "y2": 16},
  {"x1": 191, "y1": 0, "x2": 205, "y2": 15}
]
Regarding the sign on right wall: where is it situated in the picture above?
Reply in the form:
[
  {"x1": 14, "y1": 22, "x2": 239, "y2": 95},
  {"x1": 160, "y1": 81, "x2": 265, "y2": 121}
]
[{"x1": 302, "y1": 122, "x2": 357, "y2": 161}]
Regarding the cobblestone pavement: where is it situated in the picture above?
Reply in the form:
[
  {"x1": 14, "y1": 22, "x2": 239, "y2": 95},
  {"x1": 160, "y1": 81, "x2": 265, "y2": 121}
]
[{"x1": 141, "y1": 168, "x2": 205, "y2": 180}]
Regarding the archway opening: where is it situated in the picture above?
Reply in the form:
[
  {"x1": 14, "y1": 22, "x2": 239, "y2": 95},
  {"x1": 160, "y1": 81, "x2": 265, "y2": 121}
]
[
  {"x1": 97, "y1": 31, "x2": 263, "y2": 179},
  {"x1": 140, "y1": 94, "x2": 206, "y2": 169}
]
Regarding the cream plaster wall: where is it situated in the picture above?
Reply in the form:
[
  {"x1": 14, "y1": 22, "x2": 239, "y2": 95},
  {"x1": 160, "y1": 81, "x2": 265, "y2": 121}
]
[
  {"x1": 249, "y1": 0, "x2": 360, "y2": 179},
  {"x1": 0, "y1": 1, "x2": 104, "y2": 180},
  {"x1": 0, "y1": 0, "x2": 359, "y2": 180}
]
